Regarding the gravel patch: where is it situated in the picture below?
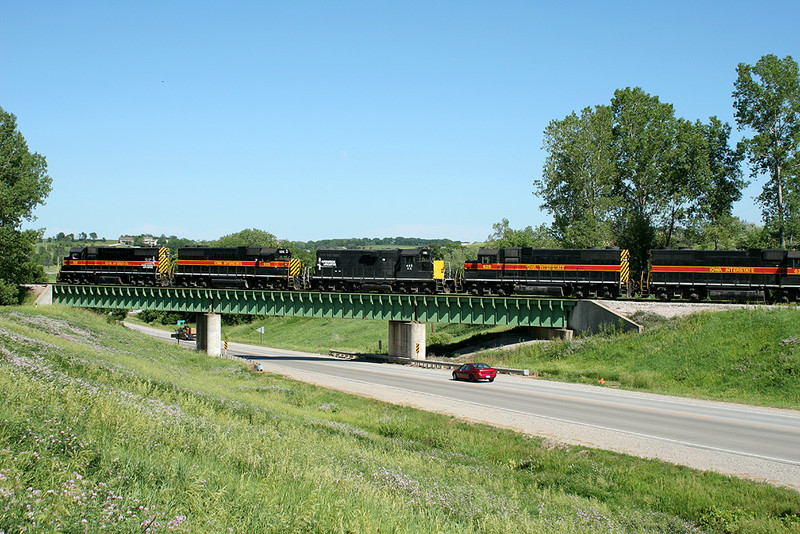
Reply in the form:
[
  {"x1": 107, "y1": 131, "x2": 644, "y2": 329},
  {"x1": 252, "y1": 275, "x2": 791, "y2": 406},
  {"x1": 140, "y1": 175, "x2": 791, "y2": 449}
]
[{"x1": 600, "y1": 299, "x2": 791, "y2": 319}]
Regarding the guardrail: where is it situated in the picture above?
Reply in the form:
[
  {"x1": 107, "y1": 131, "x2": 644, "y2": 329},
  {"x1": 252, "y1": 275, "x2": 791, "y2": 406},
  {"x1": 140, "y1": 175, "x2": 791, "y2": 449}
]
[{"x1": 328, "y1": 349, "x2": 530, "y2": 376}]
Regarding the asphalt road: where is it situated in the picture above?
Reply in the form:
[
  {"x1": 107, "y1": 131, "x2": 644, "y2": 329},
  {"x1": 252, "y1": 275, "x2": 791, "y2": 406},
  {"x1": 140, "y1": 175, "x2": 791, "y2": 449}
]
[{"x1": 125, "y1": 321, "x2": 800, "y2": 489}]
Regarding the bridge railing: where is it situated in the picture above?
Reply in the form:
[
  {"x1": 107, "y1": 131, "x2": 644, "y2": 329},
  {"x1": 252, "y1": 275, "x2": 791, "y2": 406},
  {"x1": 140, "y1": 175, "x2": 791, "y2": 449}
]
[{"x1": 52, "y1": 285, "x2": 576, "y2": 327}]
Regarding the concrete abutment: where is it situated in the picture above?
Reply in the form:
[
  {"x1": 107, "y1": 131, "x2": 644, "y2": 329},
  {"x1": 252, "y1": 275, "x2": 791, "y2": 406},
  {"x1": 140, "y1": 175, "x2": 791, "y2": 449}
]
[
  {"x1": 195, "y1": 312, "x2": 222, "y2": 357},
  {"x1": 388, "y1": 321, "x2": 426, "y2": 360}
]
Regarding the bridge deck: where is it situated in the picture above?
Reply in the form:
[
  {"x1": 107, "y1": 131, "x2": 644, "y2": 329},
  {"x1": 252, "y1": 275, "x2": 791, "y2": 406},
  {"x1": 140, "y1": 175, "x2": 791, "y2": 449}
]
[{"x1": 52, "y1": 285, "x2": 576, "y2": 327}]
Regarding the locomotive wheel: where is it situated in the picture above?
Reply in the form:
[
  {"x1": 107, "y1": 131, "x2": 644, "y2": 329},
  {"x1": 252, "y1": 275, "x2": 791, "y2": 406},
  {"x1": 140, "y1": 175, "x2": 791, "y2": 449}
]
[
  {"x1": 497, "y1": 284, "x2": 514, "y2": 297},
  {"x1": 601, "y1": 285, "x2": 615, "y2": 299}
]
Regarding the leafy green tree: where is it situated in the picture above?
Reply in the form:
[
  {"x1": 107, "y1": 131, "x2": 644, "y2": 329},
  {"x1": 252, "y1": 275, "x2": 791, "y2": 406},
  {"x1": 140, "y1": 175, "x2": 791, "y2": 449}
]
[
  {"x1": 487, "y1": 218, "x2": 560, "y2": 248},
  {"x1": 684, "y1": 216, "x2": 767, "y2": 250},
  {"x1": 733, "y1": 54, "x2": 800, "y2": 247},
  {"x1": 690, "y1": 117, "x2": 747, "y2": 249},
  {"x1": 213, "y1": 228, "x2": 281, "y2": 248},
  {"x1": 610, "y1": 87, "x2": 696, "y2": 266},
  {"x1": 0, "y1": 106, "x2": 52, "y2": 304},
  {"x1": 537, "y1": 105, "x2": 618, "y2": 247}
]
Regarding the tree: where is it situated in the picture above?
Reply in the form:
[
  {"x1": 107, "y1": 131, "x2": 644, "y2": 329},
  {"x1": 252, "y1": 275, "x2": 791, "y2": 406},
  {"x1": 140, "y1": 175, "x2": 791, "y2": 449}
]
[
  {"x1": 537, "y1": 105, "x2": 618, "y2": 247},
  {"x1": 0, "y1": 106, "x2": 52, "y2": 304},
  {"x1": 213, "y1": 228, "x2": 281, "y2": 248},
  {"x1": 690, "y1": 117, "x2": 747, "y2": 249},
  {"x1": 610, "y1": 87, "x2": 695, "y2": 268},
  {"x1": 733, "y1": 54, "x2": 800, "y2": 247},
  {"x1": 487, "y1": 219, "x2": 560, "y2": 248}
]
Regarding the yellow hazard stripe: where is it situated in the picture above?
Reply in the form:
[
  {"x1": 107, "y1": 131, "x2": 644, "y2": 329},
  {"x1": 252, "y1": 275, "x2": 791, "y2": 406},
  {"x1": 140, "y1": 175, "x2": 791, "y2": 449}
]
[
  {"x1": 158, "y1": 248, "x2": 171, "y2": 274},
  {"x1": 289, "y1": 259, "x2": 302, "y2": 277},
  {"x1": 620, "y1": 249, "x2": 630, "y2": 284}
]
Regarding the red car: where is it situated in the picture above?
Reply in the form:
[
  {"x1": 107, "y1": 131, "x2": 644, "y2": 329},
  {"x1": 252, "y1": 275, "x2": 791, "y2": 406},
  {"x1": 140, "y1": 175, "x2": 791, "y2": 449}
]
[{"x1": 452, "y1": 363, "x2": 496, "y2": 382}]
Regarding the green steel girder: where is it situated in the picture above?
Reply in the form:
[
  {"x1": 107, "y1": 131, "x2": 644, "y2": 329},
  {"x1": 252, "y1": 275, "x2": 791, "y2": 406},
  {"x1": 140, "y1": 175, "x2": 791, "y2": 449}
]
[{"x1": 52, "y1": 285, "x2": 576, "y2": 327}]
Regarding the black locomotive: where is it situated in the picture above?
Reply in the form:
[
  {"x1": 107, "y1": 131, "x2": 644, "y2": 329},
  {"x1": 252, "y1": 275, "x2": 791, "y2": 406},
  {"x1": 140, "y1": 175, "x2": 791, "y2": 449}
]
[
  {"x1": 463, "y1": 247, "x2": 629, "y2": 298},
  {"x1": 649, "y1": 248, "x2": 800, "y2": 303},
  {"x1": 311, "y1": 248, "x2": 450, "y2": 293},
  {"x1": 57, "y1": 246, "x2": 169, "y2": 286},
  {"x1": 174, "y1": 246, "x2": 298, "y2": 289}
]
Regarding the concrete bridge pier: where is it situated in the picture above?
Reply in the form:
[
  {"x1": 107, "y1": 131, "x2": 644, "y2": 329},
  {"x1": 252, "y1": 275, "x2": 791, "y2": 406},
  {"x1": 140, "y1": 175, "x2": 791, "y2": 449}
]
[
  {"x1": 196, "y1": 312, "x2": 222, "y2": 356},
  {"x1": 388, "y1": 321, "x2": 426, "y2": 360}
]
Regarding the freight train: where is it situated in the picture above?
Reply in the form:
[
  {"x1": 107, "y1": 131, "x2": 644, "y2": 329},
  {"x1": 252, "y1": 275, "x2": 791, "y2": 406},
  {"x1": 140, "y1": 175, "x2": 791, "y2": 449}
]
[{"x1": 56, "y1": 245, "x2": 800, "y2": 302}]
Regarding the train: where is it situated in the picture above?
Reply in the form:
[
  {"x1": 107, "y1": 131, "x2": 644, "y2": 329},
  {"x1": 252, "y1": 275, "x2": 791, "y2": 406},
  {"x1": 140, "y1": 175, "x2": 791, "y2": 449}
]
[{"x1": 56, "y1": 245, "x2": 800, "y2": 303}]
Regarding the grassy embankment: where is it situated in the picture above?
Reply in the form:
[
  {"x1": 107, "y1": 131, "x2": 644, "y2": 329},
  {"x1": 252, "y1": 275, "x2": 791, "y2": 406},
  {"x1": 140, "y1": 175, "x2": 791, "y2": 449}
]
[
  {"x1": 2, "y1": 306, "x2": 799, "y2": 533},
  {"x1": 472, "y1": 308, "x2": 800, "y2": 409}
]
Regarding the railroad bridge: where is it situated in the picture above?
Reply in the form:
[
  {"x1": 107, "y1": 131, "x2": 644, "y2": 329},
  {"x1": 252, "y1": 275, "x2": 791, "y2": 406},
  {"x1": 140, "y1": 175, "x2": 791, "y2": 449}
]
[{"x1": 51, "y1": 285, "x2": 638, "y2": 357}]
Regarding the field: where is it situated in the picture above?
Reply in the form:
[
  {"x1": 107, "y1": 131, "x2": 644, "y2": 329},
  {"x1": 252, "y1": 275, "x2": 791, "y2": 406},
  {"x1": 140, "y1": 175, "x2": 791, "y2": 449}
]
[{"x1": 1, "y1": 306, "x2": 799, "y2": 533}]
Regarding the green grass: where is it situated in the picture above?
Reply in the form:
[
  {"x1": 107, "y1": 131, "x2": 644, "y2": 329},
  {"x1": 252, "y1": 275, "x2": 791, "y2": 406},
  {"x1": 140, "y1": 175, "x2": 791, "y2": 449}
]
[
  {"x1": 471, "y1": 308, "x2": 800, "y2": 409},
  {"x1": 226, "y1": 316, "x2": 390, "y2": 353},
  {"x1": 2, "y1": 306, "x2": 799, "y2": 532}
]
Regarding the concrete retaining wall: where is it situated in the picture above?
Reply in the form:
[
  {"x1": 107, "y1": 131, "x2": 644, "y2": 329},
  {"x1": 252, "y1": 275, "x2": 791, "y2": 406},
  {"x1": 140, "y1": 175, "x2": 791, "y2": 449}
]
[{"x1": 568, "y1": 300, "x2": 642, "y2": 335}]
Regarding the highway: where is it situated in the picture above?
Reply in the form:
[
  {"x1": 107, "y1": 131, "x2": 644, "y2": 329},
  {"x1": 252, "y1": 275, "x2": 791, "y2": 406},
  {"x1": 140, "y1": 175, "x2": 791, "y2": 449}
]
[{"x1": 126, "y1": 322, "x2": 800, "y2": 489}]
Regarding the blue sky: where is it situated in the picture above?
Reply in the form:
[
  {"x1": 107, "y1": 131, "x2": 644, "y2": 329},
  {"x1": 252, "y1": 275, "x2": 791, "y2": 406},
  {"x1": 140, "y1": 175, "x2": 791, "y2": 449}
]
[{"x1": 3, "y1": 1, "x2": 798, "y2": 243}]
